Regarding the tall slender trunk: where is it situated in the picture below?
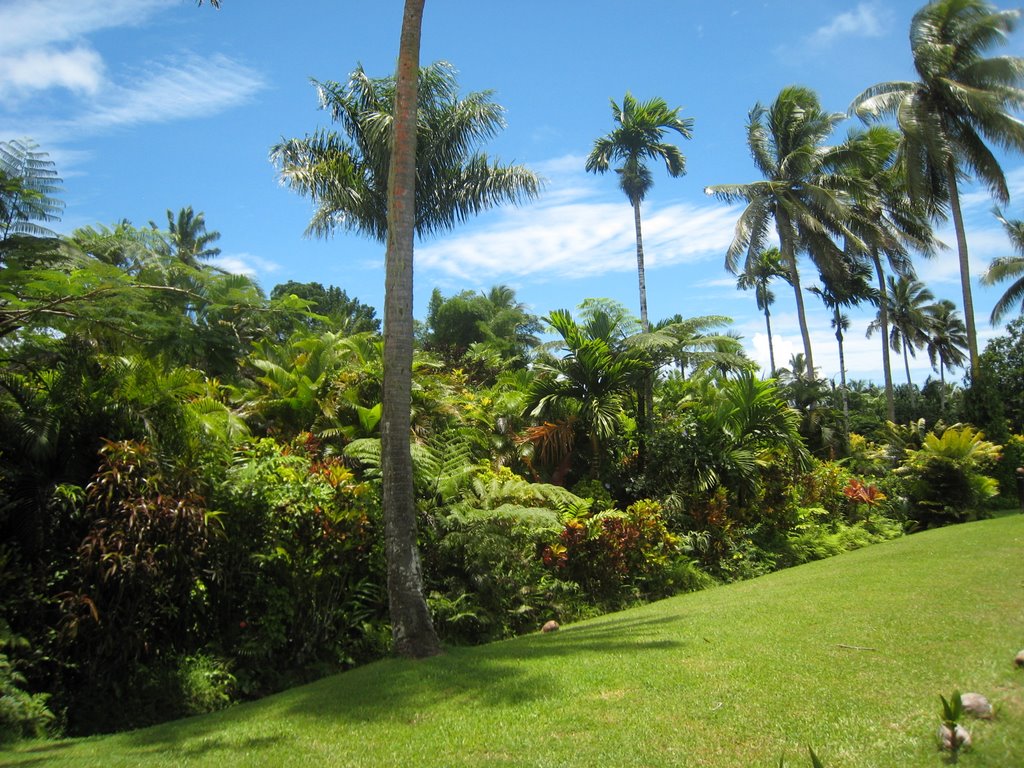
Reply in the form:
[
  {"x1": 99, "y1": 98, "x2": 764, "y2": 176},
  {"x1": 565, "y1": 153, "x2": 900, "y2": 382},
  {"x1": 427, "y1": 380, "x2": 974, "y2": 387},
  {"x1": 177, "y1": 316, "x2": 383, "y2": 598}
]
[
  {"x1": 763, "y1": 304, "x2": 776, "y2": 377},
  {"x1": 947, "y1": 156, "x2": 979, "y2": 380},
  {"x1": 871, "y1": 251, "x2": 896, "y2": 422},
  {"x1": 777, "y1": 207, "x2": 814, "y2": 375},
  {"x1": 632, "y1": 199, "x2": 649, "y2": 332},
  {"x1": 382, "y1": 0, "x2": 440, "y2": 659},
  {"x1": 939, "y1": 360, "x2": 947, "y2": 412},
  {"x1": 834, "y1": 308, "x2": 849, "y2": 445},
  {"x1": 903, "y1": 344, "x2": 914, "y2": 402},
  {"x1": 632, "y1": 198, "x2": 653, "y2": 466}
]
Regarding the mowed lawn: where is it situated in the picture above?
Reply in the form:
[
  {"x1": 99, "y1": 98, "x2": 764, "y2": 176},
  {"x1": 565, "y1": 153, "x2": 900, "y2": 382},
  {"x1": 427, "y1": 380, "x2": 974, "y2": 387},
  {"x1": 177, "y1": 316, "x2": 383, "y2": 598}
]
[{"x1": 3, "y1": 515, "x2": 1022, "y2": 768}]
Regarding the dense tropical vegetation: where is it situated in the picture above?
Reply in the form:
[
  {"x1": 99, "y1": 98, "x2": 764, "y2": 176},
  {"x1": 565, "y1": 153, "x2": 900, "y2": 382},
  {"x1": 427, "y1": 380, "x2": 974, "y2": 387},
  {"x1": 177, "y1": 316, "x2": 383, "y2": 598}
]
[{"x1": 2, "y1": 0, "x2": 1024, "y2": 752}]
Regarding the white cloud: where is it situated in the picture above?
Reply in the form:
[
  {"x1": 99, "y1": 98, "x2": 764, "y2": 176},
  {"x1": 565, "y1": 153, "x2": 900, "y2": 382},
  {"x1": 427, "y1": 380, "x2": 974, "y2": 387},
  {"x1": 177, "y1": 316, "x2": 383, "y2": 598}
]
[
  {"x1": 418, "y1": 198, "x2": 736, "y2": 283},
  {"x1": 68, "y1": 54, "x2": 265, "y2": 131},
  {"x1": 213, "y1": 252, "x2": 282, "y2": 278},
  {"x1": 808, "y1": 3, "x2": 890, "y2": 47},
  {"x1": 0, "y1": 46, "x2": 104, "y2": 98},
  {"x1": 0, "y1": 0, "x2": 175, "y2": 51}
]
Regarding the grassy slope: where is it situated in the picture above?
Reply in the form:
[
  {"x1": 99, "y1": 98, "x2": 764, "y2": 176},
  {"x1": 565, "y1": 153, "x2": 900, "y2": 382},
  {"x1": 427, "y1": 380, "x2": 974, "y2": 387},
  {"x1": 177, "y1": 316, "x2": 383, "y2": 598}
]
[{"x1": 3, "y1": 515, "x2": 1022, "y2": 768}]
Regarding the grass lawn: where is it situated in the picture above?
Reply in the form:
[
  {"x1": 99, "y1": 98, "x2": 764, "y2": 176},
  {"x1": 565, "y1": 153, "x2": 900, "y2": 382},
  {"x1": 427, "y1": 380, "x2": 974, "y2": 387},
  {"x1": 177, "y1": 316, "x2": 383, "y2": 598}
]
[{"x1": 3, "y1": 514, "x2": 1022, "y2": 767}]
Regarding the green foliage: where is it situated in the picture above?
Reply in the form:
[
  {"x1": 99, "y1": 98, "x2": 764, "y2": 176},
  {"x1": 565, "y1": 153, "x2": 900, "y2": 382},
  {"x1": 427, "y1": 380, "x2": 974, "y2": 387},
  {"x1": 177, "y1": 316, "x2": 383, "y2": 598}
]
[
  {"x1": 0, "y1": 620, "x2": 53, "y2": 743},
  {"x1": 269, "y1": 281, "x2": 380, "y2": 336},
  {"x1": 211, "y1": 437, "x2": 386, "y2": 693},
  {"x1": 175, "y1": 654, "x2": 236, "y2": 717},
  {"x1": 542, "y1": 500, "x2": 697, "y2": 607},
  {"x1": 897, "y1": 425, "x2": 1001, "y2": 528}
]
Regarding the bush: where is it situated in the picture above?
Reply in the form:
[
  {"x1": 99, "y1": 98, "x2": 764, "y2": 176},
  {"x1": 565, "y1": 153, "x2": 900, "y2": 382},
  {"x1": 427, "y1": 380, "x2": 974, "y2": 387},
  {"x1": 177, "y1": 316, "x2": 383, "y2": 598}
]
[
  {"x1": 897, "y1": 425, "x2": 1001, "y2": 528},
  {"x1": 0, "y1": 621, "x2": 53, "y2": 743}
]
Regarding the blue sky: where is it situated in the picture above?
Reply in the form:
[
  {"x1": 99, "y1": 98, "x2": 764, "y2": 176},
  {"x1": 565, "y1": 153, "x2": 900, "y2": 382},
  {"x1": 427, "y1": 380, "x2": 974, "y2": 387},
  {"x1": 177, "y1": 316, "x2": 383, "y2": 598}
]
[{"x1": 3, "y1": 0, "x2": 1024, "y2": 385}]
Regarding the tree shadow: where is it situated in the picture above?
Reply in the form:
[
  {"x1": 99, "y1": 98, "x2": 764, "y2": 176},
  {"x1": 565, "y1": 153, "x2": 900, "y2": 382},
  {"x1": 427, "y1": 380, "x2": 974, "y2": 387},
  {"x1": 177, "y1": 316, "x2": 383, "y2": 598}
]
[{"x1": 128, "y1": 613, "x2": 686, "y2": 749}]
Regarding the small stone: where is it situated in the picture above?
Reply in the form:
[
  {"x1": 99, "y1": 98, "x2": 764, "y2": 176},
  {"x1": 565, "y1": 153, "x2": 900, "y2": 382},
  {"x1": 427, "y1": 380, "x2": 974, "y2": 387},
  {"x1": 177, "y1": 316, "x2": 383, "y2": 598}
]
[
  {"x1": 938, "y1": 723, "x2": 972, "y2": 752},
  {"x1": 960, "y1": 692, "x2": 993, "y2": 719},
  {"x1": 541, "y1": 620, "x2": 560, "y2": 633},
  {"x1": 1015, "y1": 649, "x2": 1024, "y2": 668}
]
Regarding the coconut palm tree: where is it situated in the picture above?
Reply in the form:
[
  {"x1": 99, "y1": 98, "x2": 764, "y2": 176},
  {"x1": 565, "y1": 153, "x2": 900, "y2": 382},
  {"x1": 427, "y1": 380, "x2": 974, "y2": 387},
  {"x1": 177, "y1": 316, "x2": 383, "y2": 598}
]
[
  {"x1": 586, "y1": 93, "x2": 693, "y2": 331},
  {"x1": 736, "y1": 246, "x2": 788, "y2": 376},
  {"x1": 925, "y1": 299, "x2": 969, "y2": 404},
  {"x1": 868, "y1": 275, "x2": 935, "y2": 396},
  {"x1": 152, "y1": 206, "x2": 222, "y2": 268},
  {"x1": 983, "y1": 208, "x2": 1024, "y2": 322},
  {"x1": 851, "y1": 0, "x2": 1024, "y2": 379},
  {"x1": 838, "y1": 125, "x2": 939, "y2": 421},
  {"x1": 707, "y1": 86, "x2": 860, "y2": 375}
]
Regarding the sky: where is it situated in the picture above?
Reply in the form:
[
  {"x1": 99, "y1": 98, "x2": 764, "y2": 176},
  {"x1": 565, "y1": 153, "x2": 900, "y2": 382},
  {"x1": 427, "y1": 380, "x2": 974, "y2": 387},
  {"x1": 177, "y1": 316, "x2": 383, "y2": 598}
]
[{"x1": 3, "y1": 0, "x2": 1024, "y2": 386}]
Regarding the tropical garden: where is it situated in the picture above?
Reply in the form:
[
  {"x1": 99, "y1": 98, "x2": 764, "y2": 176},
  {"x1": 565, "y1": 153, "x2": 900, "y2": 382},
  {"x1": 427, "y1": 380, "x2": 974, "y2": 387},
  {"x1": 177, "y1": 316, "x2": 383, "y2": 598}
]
[{"x1": 1, "y1": 1, "x2": 1023, "y2": 762}]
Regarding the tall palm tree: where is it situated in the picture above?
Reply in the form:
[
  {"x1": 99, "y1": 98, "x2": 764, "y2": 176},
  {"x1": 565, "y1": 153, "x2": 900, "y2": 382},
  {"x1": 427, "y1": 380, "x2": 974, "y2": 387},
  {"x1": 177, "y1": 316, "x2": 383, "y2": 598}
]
[
  {"x1": 851, "y1": 0, "x2": 1024, "y2": 379},
  {"x1": 925, "y1": 298, "x2": 969, "y2": 408},
  {"x1": 586, "y1": 93, "x2": 693, "y2": 331},
  {"x1": 383, "y1": 0, "x2": 436, "y2": 659},
  {"x1": 707, "y1": 86, "x2": 859, "y2": 376},
  {"x1": 868, "y1": 275, "x2": 935, "y2": 395},
  {"x1": 272, "y1": 62, "x2": 540, "y2": 243},
  {"x1": 983, "y1": 208, "x2": 1024, "y2": 322},
  {"x1": 839, "y1": 125, "x2": 939, "y2": 421},
  {"x1": 809, "y1": 255, "x2": 877, "y2": 440},
  {"x1": 273, "y1": 48, "x2": 539, "y2": 662},
  {"x1": 736, "y1": 246, "x2": 788, "y2": 376}
]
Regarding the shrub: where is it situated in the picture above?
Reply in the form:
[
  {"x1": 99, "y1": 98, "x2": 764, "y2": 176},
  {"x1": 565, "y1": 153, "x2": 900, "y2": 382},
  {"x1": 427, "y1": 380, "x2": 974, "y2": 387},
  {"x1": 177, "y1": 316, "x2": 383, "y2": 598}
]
[
  {"x1": 0, "y1": 620, "x2": 53, "y2": 743},
  {"x1": 897, "y1": 425, "x2": 1001, "y2": 528}
]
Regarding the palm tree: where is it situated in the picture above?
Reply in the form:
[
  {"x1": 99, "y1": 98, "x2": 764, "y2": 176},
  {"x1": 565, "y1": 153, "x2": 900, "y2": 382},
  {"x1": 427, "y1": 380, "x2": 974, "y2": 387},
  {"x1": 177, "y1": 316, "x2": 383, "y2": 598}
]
[
  {"x1": 925, "y1": 299, "x2": 969, "y2": 409},
  {"x1": 707, "y1": 86, "x2": 859, "y2": 375},
  {"x1": 851, "y1": 0, "x2": 1024, "y2": 379},
  {"x1": 808, "y1": 255, "x2": 877, "y2": 441},
  {"x1": 273, "y1": 50, "x2": 539, "y2": 659},
  {"x1": 383, "y1": 0, "x2": 437, "y2": 659},
  {"x1": 152, "y1": 206, "x2": 222, "y2": 268},
  {"x1": 839, "y1": 125, "x2": 938, "y2": 421},
  {"x1": 983, "y1": 208, "x2": 1024, "y2": 322},
  {"x1": 527, "y1": 309, "x2": 650, "y2": 479},
  {"x1": 586, "y1": 93, "x2": 693, "y2": 331},
  {"x1": 272, "y1": 62, "x2": 540, "y2": 243},
  {"x1": 736, "y1": 246, "x2": 788, "y2": 376},
  {"x1": 868, "y1": 275, "x2": 935, "y2": 396}
]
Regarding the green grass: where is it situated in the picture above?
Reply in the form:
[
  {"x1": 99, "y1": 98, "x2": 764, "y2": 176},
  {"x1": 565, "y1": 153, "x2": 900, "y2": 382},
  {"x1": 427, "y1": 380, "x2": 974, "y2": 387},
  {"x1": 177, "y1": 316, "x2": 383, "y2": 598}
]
[{"x1": 4, "y1": 516, "x2": 1023, "y2": 767}]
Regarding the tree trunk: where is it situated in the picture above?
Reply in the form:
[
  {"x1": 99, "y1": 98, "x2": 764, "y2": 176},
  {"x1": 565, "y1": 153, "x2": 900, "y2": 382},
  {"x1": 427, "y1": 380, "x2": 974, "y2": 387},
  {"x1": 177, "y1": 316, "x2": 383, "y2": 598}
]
[
  {"x1": 777, "y1": 208, "x2": 814, "y2": 375},
  {"x1": 382, "y1": 0, "x2": 441, "y2": 660},
  {"x1": 835, "y1": 309, "x2": 849, "y2": 446},
  {"x1": 947, "y1": 156, "x2": 980, "y2": 380},
  {"x1": 632, "y1": 199, "x2": 649, "y2": 332},
  {"x1": 764, "y1": 305, "x2": 776, "y2": 377},
  {"x1": 903, "y1": 344, "x2": 915, "y2": 407},
  {"x1": 871, "y1": 251, "x2": 896, "y2": 422},
  {"x1": 632, "y1": 198, "x2": 653, "y2": 465}
]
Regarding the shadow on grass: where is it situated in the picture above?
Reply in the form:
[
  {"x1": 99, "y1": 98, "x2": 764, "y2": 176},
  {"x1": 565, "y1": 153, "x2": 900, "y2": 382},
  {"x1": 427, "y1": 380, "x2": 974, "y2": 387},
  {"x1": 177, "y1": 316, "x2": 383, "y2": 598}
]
[{"x1": 92, "y1": 612, "x2": 691, "y2": 758}]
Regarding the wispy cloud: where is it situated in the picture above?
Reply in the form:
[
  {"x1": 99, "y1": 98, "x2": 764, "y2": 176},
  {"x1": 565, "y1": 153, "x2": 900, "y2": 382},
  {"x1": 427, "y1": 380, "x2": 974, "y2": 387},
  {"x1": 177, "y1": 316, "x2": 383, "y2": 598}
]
[
  {"x1": 0, "y1": 0, "x2": 263, "y2": 141},
  {"x1": 418, "y1": 191, "x2": 736, "y2": 284},
  {"x1": 808, "y1": 3, "x2": 891, "y2": 48},
  {"x1": 70, "y1": 54, "x2": 265, "y2": 132},
  {"x1": 214, "y1": 252, "x2": 282, "y2": 279}
]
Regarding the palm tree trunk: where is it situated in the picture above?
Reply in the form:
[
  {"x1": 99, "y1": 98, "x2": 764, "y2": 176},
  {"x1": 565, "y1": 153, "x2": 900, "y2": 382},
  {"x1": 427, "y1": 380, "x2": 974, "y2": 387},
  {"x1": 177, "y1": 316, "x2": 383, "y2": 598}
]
[
  {"x1": 632, "y1": 200, "x2": 649, "y2": 332},
  {"x1": 835, "y1": 309, "x2": 849, "y2": 446},
  {"x1": 776, "y1": 207, "x2": 814, "y2": 375},
  {"x1": 947, "y1": 156, "x2": 980, "y2": 380},
  {"x1": 632, "y1": 199, "x2": 653, "y2": 463},
  {"x1": 764, "y1": 306, "x2": 776, "y2": 377},
  {"x1": 903, "y1": 345, "x2": 914, "y2": 404},
  {"x1": 382, "y1": 0, "x2": 441, "y2": 660},
  {"x1": 871, "y1": 251, "x2": 896, "y2": 422}
]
